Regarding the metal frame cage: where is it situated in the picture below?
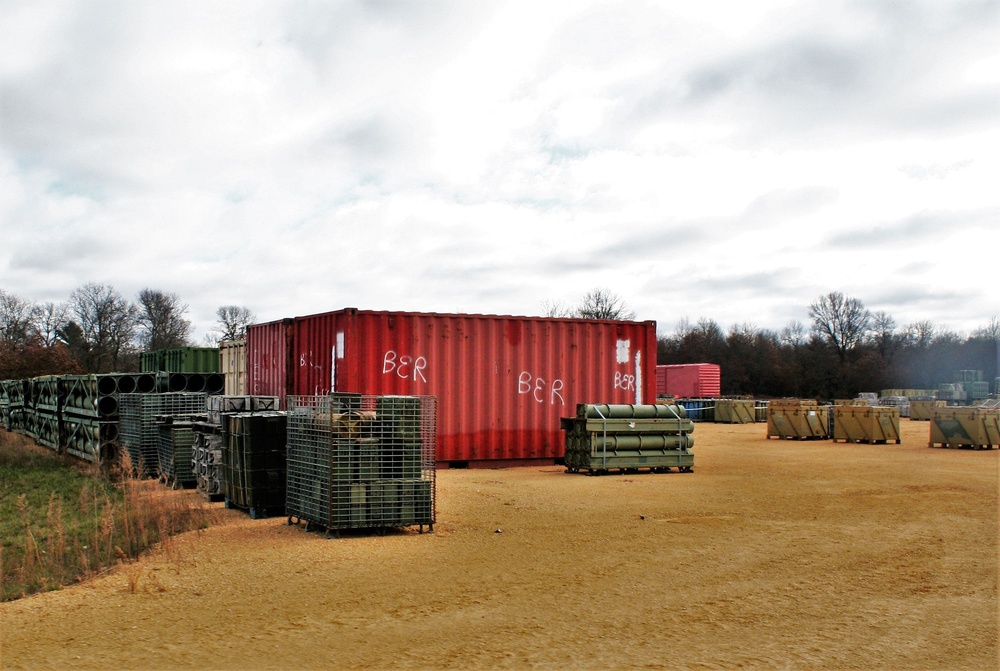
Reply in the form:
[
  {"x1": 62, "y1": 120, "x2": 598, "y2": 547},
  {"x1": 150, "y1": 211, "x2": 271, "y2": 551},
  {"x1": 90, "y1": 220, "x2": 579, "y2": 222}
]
[
  {"x1": 119, "y1": 392, "x2": 207, "y2": 476},
  {"x1": 285, "y1": 393, "x2": 436, "y2": 535}
]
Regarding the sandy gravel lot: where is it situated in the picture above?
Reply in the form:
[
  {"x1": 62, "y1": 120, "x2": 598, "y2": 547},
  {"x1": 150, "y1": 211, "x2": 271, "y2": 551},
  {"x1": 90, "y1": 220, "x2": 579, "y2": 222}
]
[{"x1": 1, "y1": 420, "x2": 997, "y2": 671}]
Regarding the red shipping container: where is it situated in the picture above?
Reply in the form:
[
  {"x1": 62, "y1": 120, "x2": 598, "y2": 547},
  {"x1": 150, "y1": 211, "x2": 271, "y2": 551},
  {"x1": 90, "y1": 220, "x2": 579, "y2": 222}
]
[
  {"x1": 247, "y1": 309, "x2": 657, "y2": 465},
  {"x1": 246, "y1": 318, "x2": 295, "y2": 401},
  {"x1": 656, "y1": 363, "x2": 721, "y2": 398}
]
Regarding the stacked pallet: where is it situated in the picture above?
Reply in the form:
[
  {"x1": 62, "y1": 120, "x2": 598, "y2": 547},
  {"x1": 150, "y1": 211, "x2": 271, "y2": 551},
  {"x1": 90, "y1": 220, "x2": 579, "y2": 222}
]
[
  {"x1": 561, "y1": 403, "x2": 694, "y2": 474},
  {"x1": 766, "y1": 399, "x2": 829, "y2": 440},
  {"x1": 222, "y1": 412, "x2": 288, "y2": 518},
  {"x1": 30, "y1": 376, "x2": 61, "y2": 450},
  {"x1": 119, "y1": 392, "x2": 207, "y2": 477},
  {"x1": 191, "y1": 423, "x2": 225, "y2": 500},
  {"x1": 286, "y1": 393, "x2": 436, "y2": 535},
  {"x1": 156, "y1": 417, "x2": 199, "y2": 488}
]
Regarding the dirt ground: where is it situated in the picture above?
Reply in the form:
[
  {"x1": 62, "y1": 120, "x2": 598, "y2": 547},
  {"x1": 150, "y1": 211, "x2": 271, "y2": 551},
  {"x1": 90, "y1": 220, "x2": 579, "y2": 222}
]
[{"x1": 1, "y1": 420, "x2": 997, "y2": 671}]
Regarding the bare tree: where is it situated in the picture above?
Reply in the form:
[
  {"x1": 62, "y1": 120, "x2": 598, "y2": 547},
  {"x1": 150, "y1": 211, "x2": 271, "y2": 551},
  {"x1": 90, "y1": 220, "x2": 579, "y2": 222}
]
[
  {"x1": 576, "y1": 288, "x2": 636, "y2": 321},
  {"x1": 68, "y1": 283, "x2": 139, "y2": 372},
  {"x1": 136, "y1": 288, "x2": 192, "y2": 351},
  {"x1": 808, "y1": 292, "x2": 871, "y2": 363},
  {"x1": 32, "y1": 301, "x2": 69, "y2": 347},
  {"x1": 779, "y1": 320, "x2": 807, "y2": 348},
  {"x1": 903, "y1": 320, "x2": 936, "y2": 348},
  {"x1": 540, "y1": 299, "x2": 575, "y2": 318},
  {"x1": 972, "y1": 316, "x2": 1000, "y2": 341},
  {"x1": 0, "y1": 289, "x2": 37, "y2": 346},
  {"x1": 210, "y1": 305, "x2": 256, "y2": 343},
  {"x1": 869, "y1": 310, "x2": 899, "y2": 360}
]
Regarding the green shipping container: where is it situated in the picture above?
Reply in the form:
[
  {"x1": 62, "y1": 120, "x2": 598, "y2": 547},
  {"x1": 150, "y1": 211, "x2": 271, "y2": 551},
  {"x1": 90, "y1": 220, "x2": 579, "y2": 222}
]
[{"x1": 163, "y1": 347, "x2": 220, "y2": 373}]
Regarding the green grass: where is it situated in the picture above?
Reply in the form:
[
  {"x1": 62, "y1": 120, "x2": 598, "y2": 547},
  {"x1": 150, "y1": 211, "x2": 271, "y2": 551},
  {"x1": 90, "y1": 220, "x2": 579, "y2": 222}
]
[{"x1": 1, "y1": 429, "x2": 209, "y2": 601}]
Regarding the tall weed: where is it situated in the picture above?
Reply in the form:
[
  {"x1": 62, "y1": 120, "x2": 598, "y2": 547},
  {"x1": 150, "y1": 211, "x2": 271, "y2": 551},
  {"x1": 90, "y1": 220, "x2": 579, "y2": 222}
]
[{"x1": 0, "y1": 430, "x2": 210, "y2": 601}]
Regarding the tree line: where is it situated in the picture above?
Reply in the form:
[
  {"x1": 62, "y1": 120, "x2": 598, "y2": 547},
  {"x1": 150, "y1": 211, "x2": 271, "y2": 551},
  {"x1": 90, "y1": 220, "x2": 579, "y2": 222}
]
[
  {"x1": 4, "y1": 284, "x2": 997, "y2": 400},
  {"x1": 0, "y1": 284, "x2": 254, "y2": 378},
  {"x1": 658, "y1": 292, "x2": 999, "y2": 399}
]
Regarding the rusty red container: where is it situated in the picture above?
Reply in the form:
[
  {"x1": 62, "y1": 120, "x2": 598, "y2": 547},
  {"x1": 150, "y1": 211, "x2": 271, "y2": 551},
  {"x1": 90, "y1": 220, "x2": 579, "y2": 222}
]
[
  {"x1": 656, "y1": 363, "x2": 721, "y2": 398},
  {"x1": 245, "y1": 318, "x2": 295, "y2": 401},
  {"x1": 248, "y1": 309, "x2": 657, "y2": 465}
]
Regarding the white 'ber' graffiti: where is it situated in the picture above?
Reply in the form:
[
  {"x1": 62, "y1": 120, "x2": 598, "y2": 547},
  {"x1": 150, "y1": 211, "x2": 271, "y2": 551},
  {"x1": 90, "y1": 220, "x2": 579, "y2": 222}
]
[
  {"x1": 518, "y1": 371, "x2": 565, "y2": 406},
  {"x1": 382, "y1": 350, "x2": 428, "y2": 383}
]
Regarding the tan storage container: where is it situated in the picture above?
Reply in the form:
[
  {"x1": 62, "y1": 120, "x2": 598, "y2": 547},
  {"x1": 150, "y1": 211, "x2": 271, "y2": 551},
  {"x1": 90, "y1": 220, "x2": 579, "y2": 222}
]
[
  {"x1": 929, "y1": 407, "x2": 1000, "y2": 449},
  {"x1": 910, "y1": 399, "x2": 946, "y2": 421},
  {"x1": 715, "y1": 399, "x2": 756, "y2": 424},
  {"x1": 766, "y1": 400, "x2": 829, "y2": 440},
  {"x1": 833, "y1": 406, "x2": 901, "y2": 444},
  {"x1": 220, "y1": 340, "x2": 247, "y2": 397}
]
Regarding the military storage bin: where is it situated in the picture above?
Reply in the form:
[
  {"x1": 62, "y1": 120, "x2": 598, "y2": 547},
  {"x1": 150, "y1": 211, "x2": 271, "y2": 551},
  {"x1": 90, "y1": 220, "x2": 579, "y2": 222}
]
[
  {"x1": 929, "y1": 407, "x2": 1000, "y2": 449},
  {"x1": 192, "y1": 423, "x2": 225, "y2": 500},
  {"x1": 910, "y1": 399, "x2": 946, "y2": 421},
  {"x1": 832, "y1": 406, "x2": 900, "y2": 444},
  {"x1": 222, "y1": 412, "x2": 288, "y2": 518},
  {"x1": 561, "y1": 403, "x2": 694, "y2": 474},
  {"x1": 157, "y1": 418, "x2": 198, "y2": 488},
  {"x1": 714, "y1": 399, "x2": 756, "y2": 424},
  {"x1": 285, "y1": 394, "x2": 436, "y2": 535},
  {"x1": 767, "y1": 399, "x2": 829, "y2": 440},
  {"x1": 119, "y1": 392, "x2": 208, "y2": 477}
]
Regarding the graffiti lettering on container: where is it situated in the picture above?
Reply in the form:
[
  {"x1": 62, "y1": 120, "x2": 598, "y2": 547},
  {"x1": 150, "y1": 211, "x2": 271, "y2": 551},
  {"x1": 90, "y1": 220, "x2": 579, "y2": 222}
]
[
  {"x1": 382, "y1": 351, "x2": 428, "y2": 383},
  {"x1": 614, "y1": 371, "x2": 636, "y2": 391},
  {"x1": 299, "y1": 352, "x2": 330, "y2": 395},
  {"x1": 518, "y1": 371, "x2": 565, "y2": 406}
]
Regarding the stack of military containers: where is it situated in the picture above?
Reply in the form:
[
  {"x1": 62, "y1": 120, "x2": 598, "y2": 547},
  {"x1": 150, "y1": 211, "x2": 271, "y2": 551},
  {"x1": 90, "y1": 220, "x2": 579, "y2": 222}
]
[
  {"x1": 0, "y1": 380, "x2": 9, "y2": 429},
  {"x1": 157, "y1": 416, "x2": 199, "y2": 488},
  {"x1": 119, "y1": 392, "x2": 207, "y2": 477},
  {"x1": 286, "y1": 393, "x2": 436, "y2": 535},
  {"x1": 95, "y1": 373, "x2": 161, "y2": 463},
  {"x1": 561, "y1": 403, "x2": 694, "y2": 474},
  {"x1": 59, "y1": 375, "x2": 103, "y2": 462},
  {"x1": 191, "y1": 423, "x2": 224, "y2": 500},
  {"x1": 221, "y1": 411, "x2": 288, "y2": 518},
  {"x1": 766, "y1": 399, "x2": 830, "y2": 440},
  {"x1": 2, "y1": 380, "x2": 28, "y2": 433},
  {"x1": 30, "y1": 376, "x2": 63, "y2": 449}
]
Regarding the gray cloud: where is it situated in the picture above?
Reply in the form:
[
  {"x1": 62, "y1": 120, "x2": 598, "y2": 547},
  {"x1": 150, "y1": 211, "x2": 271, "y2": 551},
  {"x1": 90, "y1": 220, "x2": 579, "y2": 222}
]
[{"x1": 826, "y1": 208, "x2": 997, "y2": 249}]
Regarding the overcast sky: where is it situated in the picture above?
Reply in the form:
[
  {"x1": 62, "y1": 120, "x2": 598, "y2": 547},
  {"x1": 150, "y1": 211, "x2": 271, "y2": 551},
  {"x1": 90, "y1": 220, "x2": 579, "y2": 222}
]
[{"x1": 1, "y1": 0, "x2": 997, "y2": 342}]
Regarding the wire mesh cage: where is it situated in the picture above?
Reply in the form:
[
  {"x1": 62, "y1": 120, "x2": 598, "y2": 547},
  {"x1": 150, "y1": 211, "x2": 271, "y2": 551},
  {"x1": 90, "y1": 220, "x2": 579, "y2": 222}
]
[
  {"x1": 286, "y1": 393, "x2": 436, "y2": 535},
  {"x1": 119, "y1": 392, "x2": 207, "y2": 477},
  {"x1": 157, "y1": 419, "x2": 198, "y2": 487}
]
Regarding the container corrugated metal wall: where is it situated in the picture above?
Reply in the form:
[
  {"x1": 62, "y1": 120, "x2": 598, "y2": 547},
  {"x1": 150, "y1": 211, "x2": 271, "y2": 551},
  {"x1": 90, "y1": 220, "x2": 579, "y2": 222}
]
[
  {"x1": 656, "y1": 363, "x2": 721, "y2": 398},
  {"x1": 249, "y1": 309, "x2": 656, "y2": 464},
  {"x1": 220, "y1": 340, "x2": 247, "y2": 396},
  {"x1": 245, "y1": 319, "x2": 294, "y2": 402}
]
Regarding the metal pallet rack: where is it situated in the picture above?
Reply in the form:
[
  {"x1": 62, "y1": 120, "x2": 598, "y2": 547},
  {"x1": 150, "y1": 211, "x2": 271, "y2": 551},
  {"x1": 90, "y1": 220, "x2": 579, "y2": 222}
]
[
  {"x1": 286, "y1": 393, "x2": 436, "y2": 536},
  {"x1": 119, "y1": 392, "x2": 207, "y2": 476}
]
